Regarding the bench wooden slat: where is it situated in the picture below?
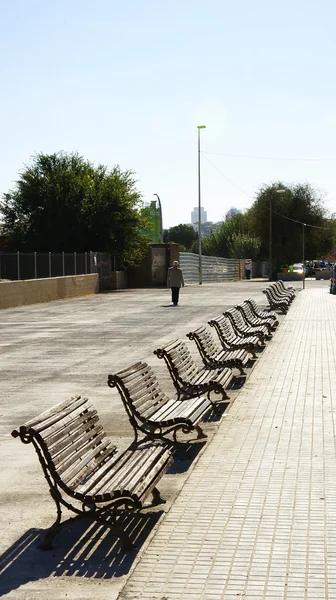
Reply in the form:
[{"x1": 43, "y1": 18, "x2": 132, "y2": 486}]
[
  {"x1": 127, "y1": 448, "x2": 172, "y2": 500},
  {"x1": 135, "y1": 392, "x2": 169, "y2": 419},
  {"x1": 144, "y1": 397, "x2": 177, "y2": 422},
  {"x1": 61, "y1": 439, "x2": 112, "y2": 486},
  {"x1": 43, "y1": 406, "x2": 97, "y2": 444},
  {"x1": 118, "y1": 445, "x2": 167, "y2": 498},
  {"x1": 56, "y1": 431, "x2": 109, "y2": 477},
  {"x1": 153, "y1": 396, "x2": 210, "y2": 424},
  {"x1": 83, "y1": 443, "x2": 170, "y2": 501},
  {"x1": 75, "y1": 446, "x2": 135, "y2": 496},
  {"x1": 23, "y1": 396, "x2": 90, "y2": 434},
  {"x1": 45, "y1": 411, "x2": 100, "y2": 450},
  {"x1": 51, "y1": 424, "x2": 105, "y2": 466},
  {"x1": 86, "y1": 446, "x2": 157, "y2": 498}
]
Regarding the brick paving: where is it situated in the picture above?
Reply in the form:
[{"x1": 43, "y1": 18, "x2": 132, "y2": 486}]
[{"x1": 119, "y1": 286, "x2": 336, "y2": 600}]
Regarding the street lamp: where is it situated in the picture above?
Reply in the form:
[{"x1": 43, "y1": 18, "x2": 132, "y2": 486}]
[
  {"x1": 269, "y1": 188, "x2": 286, "y2": 281},
  {"x1": 197, "y1": 125, "x2": 206, "y2": 284},
  {"x1": 153, "y1": 193, "x2": 163, "y2": 243}
]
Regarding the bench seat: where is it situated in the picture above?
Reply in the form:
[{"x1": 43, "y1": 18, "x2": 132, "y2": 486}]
[
  {"x1": 108, "y1": 361, "x2": 213, "y2": 444},
  {"x1": 245, "y1": 298, "x2": 279, "y2": 326},
  {"x1": 236, "y1": 302, "x2": 275, "y2": 334},
  {"x1": 263, "y1": 287, "x2": 289, "y2": 313},
  {"x1": 154, "y1": 339, "x2": 233, "y2": 404},
  {"x1": 186, "y1": 326, "x2": 249, "y2": 373},
  {"x1": 223, "y1": 307, "x2": 268, "y2": 343},
  {"x1": 12, "y1": 395, "x2": 173, "y2": 550},
  {"x1": 208, "y1": 314, "x2": 260, "y2": 358}
]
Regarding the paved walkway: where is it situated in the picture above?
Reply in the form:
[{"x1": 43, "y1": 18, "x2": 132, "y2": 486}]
[{"x1": 119, "y1": 286, "x2": 336, "y2": 599}]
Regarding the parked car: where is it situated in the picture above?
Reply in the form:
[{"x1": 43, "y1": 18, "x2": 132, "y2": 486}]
[{"x1": 293, "y1": 263, "x2": 309, "y2": 276}]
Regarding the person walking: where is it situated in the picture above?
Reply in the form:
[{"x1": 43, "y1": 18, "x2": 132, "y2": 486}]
[
  {"x1": 245, "y1": 260, "x2": 251, "y2": 280},
  {"x1": 167, "y1": 260, "x2": 185, "y2": 306}
]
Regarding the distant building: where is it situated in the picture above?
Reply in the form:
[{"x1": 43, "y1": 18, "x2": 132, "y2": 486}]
[
  {"x1": 191, "y1": 206, "x2": 207, "y2": 229},
  {"x1": 225, "y1": 207, "x2": 241, "y2": 221},
  {"x1": 200, "y1": 221, "x2": 221, "y2": 237}
]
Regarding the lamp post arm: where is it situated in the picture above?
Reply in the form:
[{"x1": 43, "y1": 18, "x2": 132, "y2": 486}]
[{"x1": 153, "y1": 193, "x2": 163, "y2": 243}]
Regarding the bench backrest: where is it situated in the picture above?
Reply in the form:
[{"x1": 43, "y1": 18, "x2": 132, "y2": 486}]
[
  {"x1": 208, "y1": 315, "x2": 237, "y2": 347},
  {"x1": 274, "y1": 281, "x2": 294, "y2": 299},
  {"x1": 239, "y1": 301, "x2": 272, "y2": 325},
  {"x1": 236, "y1": 302, "x2": 256, "y2": 324},
  {"x1": 154, "y1": 340, "x2": 198, "y2": 393},
  {"x1": 108, "y1": 362, "x2": 169, "y2": 427},
  {"x1": 263, "y1": 286, "x2": 287, "y2": 303},
  {"x1": 223, "y1": 308, "x2": 247, "y2": 331},
  {"x1": 186, "y1": 326, "x2": 222, "y2": 365},
  {"x1": 246, "y1": 298, "x2": 277, "y2": 320},
  {"x1": 11, "y1": 395, "x2": 116, "y2": 495},
  {"x1": 278, "y1": 280, "x2": 295, "y2": 295}
]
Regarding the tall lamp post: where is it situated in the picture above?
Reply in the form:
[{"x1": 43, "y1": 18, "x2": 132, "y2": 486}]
[
  {"x1": 197, "y1": 125, "x2": 206, "y2": 285},
  {"x1": 153, "y1": 193, "x2": 163, "y2": 243},
  {"x1": 269, "y1": 188, "x2": 286, "y2": 281}
]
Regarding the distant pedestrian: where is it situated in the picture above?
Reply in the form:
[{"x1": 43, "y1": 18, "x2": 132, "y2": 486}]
[
  {"x1": 167, "y1": 260, "x2": 185, "y2": 306},
  {"x1": 245, "y1": 261, "x2": 251, "y2": 280}
]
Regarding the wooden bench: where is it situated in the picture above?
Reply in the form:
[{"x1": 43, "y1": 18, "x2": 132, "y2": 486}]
[
  {"x1": 274, "y1": 280, "x2": 295, "y2": 302},
  {"x1": 154, "y1": 339, "x2": 233, "y2": 405},
  {"x1": 223, "y1": 307, "x2": 268, "y2": 343},
  {"x1": 262, "y1": 287, "x2": 289, "y2": 313},
  {"x1": 186, "y1": 326, "x2": 249, "y2": 374},
  {"x1": 277, "y1": 279, "x2": 295, "y2": 298},
  {"x1": 108, "y1": 362, "x2": 213, "y2": 445},
  {"x1": 11, "y1": 395, "x2": 173, "y2": 551},
  {"x1": 235, "y1": 301, "x2": 275, "y2": 335},
  {"x1": 245, "y1": 298, "x2": 279, "y2": 326},
  {"x1": 208, "y1": 314, "x2": 260, "y2": 358}
]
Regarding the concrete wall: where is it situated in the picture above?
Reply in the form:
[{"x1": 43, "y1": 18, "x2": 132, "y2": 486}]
[
  {"x1": 109, "y1": 271, "x2": 127, "y2": 289},
  {"x1": 316, "y1": 270, "x2": 332, "y2": 280},
  {"x1": 277, "y1": 272, "x2": 302, "y2": 281},
  {"x1": 127, "y1": 243, "x2": 179, "y2": 287},
  {"x1": 0, "y1": 274, "x2": 99, "y2": 310}
]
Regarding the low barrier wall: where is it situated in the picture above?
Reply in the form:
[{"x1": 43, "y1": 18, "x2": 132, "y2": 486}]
[
  {"x1": 277, "y1": 272, "x2": 302, "y2": 281},
  {"x1": 0, "y1": 274, "x2": 99, "y2": 310}
]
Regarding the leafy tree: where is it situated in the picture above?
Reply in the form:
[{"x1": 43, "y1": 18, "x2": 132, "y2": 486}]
[
  {"x1": 246, "y1": 182, "x2": 335, "y2": 274},
  {"x1": 163, "y1": 223, "x2": 198, "y2": 250},
  {"x1": 231, "y1": 233, "x2": 261, "y2": 260},
  {"x1": 197, "y1": 214, "x2": 257, "y2": 258},
  {"x1": 1, "y1": 152, "x2": 151, "y2": 267}
]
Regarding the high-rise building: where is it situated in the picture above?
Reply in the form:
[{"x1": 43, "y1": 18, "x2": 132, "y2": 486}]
[{"x1": 191, "y1": 206, "x2": 207, "y2": 229}]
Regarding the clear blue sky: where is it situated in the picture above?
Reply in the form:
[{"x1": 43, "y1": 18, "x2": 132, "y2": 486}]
[{"x1": 1, "y1": 0, "x2": 335, "y2": 228}]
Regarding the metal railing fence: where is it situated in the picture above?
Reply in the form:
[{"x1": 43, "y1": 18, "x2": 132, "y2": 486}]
[{"x1": 0, "y1": 251, "x2": 99, "y2": 281}]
